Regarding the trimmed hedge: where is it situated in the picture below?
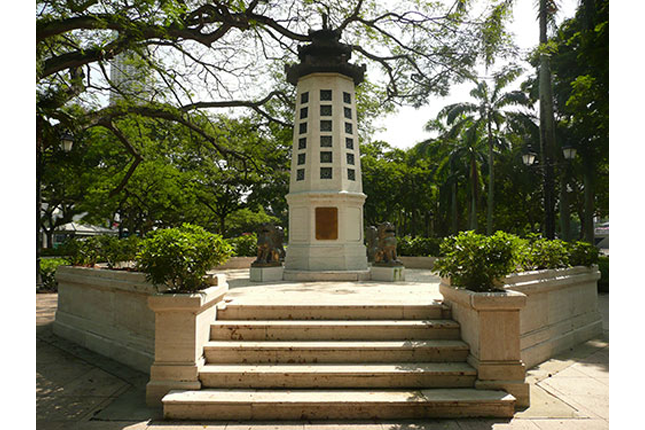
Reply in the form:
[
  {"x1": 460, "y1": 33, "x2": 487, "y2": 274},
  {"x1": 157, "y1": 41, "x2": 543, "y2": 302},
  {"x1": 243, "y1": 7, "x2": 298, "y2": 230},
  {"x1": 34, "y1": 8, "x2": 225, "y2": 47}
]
[
  {"x1": 397, "y1": 236, "x2": 443, "y2": 257},
  {"x1": 435, "y1": 231, "x2": 600, "y2": 292}
]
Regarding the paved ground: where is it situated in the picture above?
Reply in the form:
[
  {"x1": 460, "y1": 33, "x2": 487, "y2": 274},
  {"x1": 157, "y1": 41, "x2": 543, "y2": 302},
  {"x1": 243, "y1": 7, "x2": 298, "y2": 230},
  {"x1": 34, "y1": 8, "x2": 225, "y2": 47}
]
[{"x1": 36, "y1": 272, "x2": 609, "y2": 430}]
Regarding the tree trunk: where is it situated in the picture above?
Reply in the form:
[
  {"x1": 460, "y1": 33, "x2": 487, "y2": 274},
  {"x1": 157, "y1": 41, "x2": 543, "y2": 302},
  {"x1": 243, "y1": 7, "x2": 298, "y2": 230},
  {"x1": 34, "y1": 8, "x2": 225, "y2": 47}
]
[
  {"x1": 219, "y1": 215, "x2": 227, "y2": 236},
  {"x1": 559, "y1": 163, "x2": 571, "y2": 241},
  {"x1": 538, "y1": 0, "x2": 557, "y2": 239},
  {"x1": 469, "y1": 158, "x2": 478, "y2": 231},
  {"x1": 582, "y1": 155, "x2": 595, "y2": 244},
  {"x1": 36, "y1": 118, "x2": 44, "y2": 287},
  {"x1": 486, "y1": 120, "x2": 494, "y2": 235}
]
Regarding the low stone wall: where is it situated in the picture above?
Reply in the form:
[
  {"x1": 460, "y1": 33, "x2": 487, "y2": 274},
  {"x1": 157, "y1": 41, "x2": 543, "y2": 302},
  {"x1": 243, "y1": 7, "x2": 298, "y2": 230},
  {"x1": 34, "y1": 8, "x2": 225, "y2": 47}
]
[
  {"x1": 503, "y1": 266, "x2": 603, "y2": 369},
  {"x1": 439, "y1": 282, "x2": 529, "y2": 407},
  {"x1": 398, "y1": 256, "x2": 437, "y2": 269},
  {"x1": 54, "y1": 266, "x2": 157, "y2": 373},
  {"x1": 213, "y1": 256, "x2": 255, "y2": 269}
]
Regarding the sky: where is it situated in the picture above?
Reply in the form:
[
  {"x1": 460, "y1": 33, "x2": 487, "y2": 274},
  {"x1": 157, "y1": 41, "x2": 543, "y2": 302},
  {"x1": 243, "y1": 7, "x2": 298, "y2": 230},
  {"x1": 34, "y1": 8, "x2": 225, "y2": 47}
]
[{"x1": 372, "y1": 0, "x2": 579, "y2": 150}]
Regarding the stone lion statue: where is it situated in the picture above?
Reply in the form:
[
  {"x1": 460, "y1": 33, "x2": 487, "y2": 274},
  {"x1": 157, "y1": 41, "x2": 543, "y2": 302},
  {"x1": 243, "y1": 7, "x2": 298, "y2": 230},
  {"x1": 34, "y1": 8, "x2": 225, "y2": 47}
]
[
  {"x1": 373, "y1": 222, "x2": 402, "y2": 266},
  {"x1": 252, "y1": 223, "x2": 285, "y2": 267}
]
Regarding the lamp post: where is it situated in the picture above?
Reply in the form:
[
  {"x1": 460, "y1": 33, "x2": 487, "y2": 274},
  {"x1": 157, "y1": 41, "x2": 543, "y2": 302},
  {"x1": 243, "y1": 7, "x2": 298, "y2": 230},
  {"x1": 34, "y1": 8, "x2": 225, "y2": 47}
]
[
  {"x1": 559, "y1": 143, "x2": 576, "y2": 241},
  {"x1": 523, "y1": 144, "x2": 577, "y2": 240},
  {"x1": 37, "y1": 130, "x2": 74, "y2": 288}
]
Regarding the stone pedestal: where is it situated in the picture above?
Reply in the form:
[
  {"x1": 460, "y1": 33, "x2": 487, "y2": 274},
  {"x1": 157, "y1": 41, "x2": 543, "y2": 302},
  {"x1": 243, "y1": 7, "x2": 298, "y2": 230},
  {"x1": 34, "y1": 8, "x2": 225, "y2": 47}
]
[
  {"x1": 370, "y1": 265, "x2": 405, "y2": 282},
  {"x1": 250, "y1": 266, "x2": 284, "y2": 282},
  {"x1": 439, "y1": 281, "x2": 530, "y2": 408},
  {"x1": 283, "y1": 269, "x2": 370, "y2": 282},
  {"x1": 146, "y1": 280, "x2": 228, "y2": 406}
]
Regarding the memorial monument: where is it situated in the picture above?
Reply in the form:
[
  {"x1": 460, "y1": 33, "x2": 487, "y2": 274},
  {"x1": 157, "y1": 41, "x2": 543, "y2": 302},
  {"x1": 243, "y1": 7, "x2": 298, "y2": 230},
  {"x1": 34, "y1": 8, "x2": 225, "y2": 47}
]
[{"x1": 282, "y1": 18, "x2": 370, "y2": 281}]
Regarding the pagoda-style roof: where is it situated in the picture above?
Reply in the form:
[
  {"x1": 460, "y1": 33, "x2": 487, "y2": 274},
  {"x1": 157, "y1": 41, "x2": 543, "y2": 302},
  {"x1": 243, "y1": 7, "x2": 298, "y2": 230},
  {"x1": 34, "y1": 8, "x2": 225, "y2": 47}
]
[{"x1": 285, "y1": 27, "x2": 366, "y2": 86}]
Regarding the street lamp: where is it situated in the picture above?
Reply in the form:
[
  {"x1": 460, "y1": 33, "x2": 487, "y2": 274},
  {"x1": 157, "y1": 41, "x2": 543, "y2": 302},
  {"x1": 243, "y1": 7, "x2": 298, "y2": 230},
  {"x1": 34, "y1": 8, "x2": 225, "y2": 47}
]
[
  {"x1": 522, "y1": 147, "x2": 538, "y2": 166},
  {"x1": 562, "y1": 143, "x2": 577, "y2": 160},
  {"x1": 522, "y1": 143, "x2": 578, "y2": 241},
  {"x1": 60, "y1": 131, "x2": 74, "y2": 152}
]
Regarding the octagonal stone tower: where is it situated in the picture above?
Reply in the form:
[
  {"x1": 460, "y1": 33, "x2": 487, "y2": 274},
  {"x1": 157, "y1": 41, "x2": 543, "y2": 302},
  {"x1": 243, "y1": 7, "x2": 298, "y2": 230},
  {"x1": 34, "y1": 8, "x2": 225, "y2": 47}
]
[{"x1": 283, "y1": 23, "x2": 369, "y2": 280}]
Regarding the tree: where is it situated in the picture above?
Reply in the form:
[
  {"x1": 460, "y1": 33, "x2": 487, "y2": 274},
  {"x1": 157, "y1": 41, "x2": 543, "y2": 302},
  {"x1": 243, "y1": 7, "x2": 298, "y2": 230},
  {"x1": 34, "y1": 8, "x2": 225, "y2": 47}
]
[
  {"x1": 536, "y1": 0, "x2": 559, "y2": 239},
  {"x1": 550, "y1": 0, "x2": 608, "y2": 243},
  {"x1": 424, "y1": 115, "x2": 487, "y2": 232},
  {"x1": 36, "y1": 0, "x2": 518, "y2": 279},
  {"x1": 433, "y1": 66, "x2": 531, "y2": 235}
]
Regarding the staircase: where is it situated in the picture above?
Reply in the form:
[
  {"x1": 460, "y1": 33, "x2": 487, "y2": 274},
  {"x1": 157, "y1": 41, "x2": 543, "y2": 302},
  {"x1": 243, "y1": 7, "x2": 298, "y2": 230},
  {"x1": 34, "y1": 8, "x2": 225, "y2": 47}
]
[{"x1": 161, "y1": 302, "x2": 515, "y2": 420}]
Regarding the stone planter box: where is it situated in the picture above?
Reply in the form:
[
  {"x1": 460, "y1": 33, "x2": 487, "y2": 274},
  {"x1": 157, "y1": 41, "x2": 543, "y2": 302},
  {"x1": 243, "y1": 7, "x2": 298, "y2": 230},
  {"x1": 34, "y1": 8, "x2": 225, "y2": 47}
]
[
  {"x1": 503, "y1": 266, "x2": 602, "y2": 369},
  {"x1": 146, "y1": 281, "x2": 228, "y2": 406},
  {"x1": 398, "y1": 256, "x2": 437, "y2": 270},
  {"x1": 439, "y1": 281, "x2": 529, "y2": 408},
  {"x1": 54, "y1": 266, "x2": 158, "y2": 373}
]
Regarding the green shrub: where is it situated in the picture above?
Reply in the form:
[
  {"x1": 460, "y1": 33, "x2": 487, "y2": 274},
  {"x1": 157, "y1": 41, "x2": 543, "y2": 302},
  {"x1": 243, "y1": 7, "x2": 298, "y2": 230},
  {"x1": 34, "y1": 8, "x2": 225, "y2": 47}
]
[
  {"x1": 228, "y1": 233, "x2": 258, "y2": 257},
  {"x1": 62, "y1": 237, "x2": 103, "y2": 266},
  {"x1": 397, "y1": 236, "x2": 443, "y2": 257},
  {"x1": 62, "y1": 235, "x2": 139, "y2": 268},
  {"x1": 135, "y1": 224, "x2": 233, "y2": 293},
  {"x1": 434, "y1": 231, "x2": 520, "y2": 292},
  {"x1": 521, "y1": 238, "x2": 569, "y2": 270},
  {"x1": 38, "y1": 258, "x2": 70, "y2": 291},
  {"x1": 397, "y1": 236, "x2": 414, "y2": 256},
  {"x1": 567, "y1": 241, "x2": 600, "y2": 267},
  {"x1": 597, "y1": 256, "x2": 609, "y2": 291},
  {"x1": 98, "y1": 235, "x2": 140, "y2": 268}
]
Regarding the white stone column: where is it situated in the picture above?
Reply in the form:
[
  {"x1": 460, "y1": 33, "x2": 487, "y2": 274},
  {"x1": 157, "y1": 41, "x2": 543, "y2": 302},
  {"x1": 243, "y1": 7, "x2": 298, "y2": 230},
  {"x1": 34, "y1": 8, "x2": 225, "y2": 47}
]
[{"x1": 285, "y1": 73, "x2": 368, "y2": 273}]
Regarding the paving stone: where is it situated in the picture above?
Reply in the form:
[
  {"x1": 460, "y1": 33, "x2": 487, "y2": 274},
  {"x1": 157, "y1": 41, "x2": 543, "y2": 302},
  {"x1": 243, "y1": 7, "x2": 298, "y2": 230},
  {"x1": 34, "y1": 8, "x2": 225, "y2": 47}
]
[
  {"x1": 37, "y1": 395, "x2": 114, "y2": 422},
  {"x1": 66, "y1": 420, "x2": 150, "y2": 430},
  {"x1": 513, "y1": 385, "x2": 580, "y2": 420},
  {"x1": 305, "y1": 422, "x2": 381, "y2": 430},
  {"x1": 381, "y1": 421, "x2": 461, "y2": 430},
  {"x1": 530, "y1": 418, "x2": 608, "y2": 430},
  {"x1": 228, "y1": 421, "x2": 305, "y2": 430},
  {"x1": 146, "y1": 421, "x2": 228, "y2": 429},
  {"x1": 539, "y1": 376, "x2": 608, "y2": 421},
  {"x1": 456, "y1": 419, "x2": 540, "y2": 429}
]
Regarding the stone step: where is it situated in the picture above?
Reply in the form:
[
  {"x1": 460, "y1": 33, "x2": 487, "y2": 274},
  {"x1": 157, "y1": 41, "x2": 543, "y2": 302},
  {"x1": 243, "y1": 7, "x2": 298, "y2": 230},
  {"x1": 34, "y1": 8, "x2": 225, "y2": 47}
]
[
  {"x1": 199, "y1": 362, "x2": 477, "y2": 388},
  {"x1": 203, "y1": 339, "x2": 469, "y2": 363},
  {"x1": 162, "y1": 388, "x2": 516, "y2": 420},
  {"x1": 216, "y1": 303, "x2": 451, "y2": 321},
  {"x1": 210, "y1": 319, "x2": 461, "y2": 341}
]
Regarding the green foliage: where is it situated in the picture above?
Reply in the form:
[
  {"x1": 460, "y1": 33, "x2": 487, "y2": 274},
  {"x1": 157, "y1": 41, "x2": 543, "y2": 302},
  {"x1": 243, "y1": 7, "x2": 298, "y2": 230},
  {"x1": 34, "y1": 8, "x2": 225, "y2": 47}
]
[
  {"x1": 62, "y1": 236, "x2": 104, "y2": 266},
  {"x1": 520, "y1": 238, "x2": 570, "y2": 270},
  {"x1": 434, "y1": 231, "x2": 520, "y2": 292},
  {"x1": 97, "y1": 235, "x2": 141, "y2": 269},
  {"x1": 567, "y1": 241, "x2": 600, "y2": 267},
  {"x1": 397, "y1": 236, "x2": 442, "y2": 257},
  {"x1": 38, "y1": 258, "x2": 70, "y2": 292},
  {"x1": 62, "y1": 235, "x2": 139, "y2": 268},
  {"x1": 597, "y1": 256, "x2": 608, "y2": 291},
  {"x1": 228, "y1": 233, "x2": 258, "y2": 257},
  {"x1": 135, "y1": 224, "x2": 233, "y2": 293}
]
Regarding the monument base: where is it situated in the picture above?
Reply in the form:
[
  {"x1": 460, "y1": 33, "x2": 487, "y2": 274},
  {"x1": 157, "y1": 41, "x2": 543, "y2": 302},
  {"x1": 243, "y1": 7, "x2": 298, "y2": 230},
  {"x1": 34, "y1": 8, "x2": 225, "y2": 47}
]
[
  {"x1": 283, "y1": 269, "x2": 370, "y2": 282},
  {"x1": 370, "y1": 265, "x2": 405, "y2": 282},
  {"x1": 250, "y1": 266, "x2": 284, "y2": 282}
]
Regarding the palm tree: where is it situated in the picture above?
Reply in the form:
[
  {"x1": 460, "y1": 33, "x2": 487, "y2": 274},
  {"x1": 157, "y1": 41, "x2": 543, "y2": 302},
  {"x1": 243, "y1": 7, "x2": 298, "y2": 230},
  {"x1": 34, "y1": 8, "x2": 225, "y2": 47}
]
[
  {"x1": 421, "y1": 116, "x2": 486, "y2": 232},
  {"x1": 435, "y1": 66, "x2": 531, "y2": 235},
  {"x1": 537, "y1": 0, "x2": 559, "y2": 239}
]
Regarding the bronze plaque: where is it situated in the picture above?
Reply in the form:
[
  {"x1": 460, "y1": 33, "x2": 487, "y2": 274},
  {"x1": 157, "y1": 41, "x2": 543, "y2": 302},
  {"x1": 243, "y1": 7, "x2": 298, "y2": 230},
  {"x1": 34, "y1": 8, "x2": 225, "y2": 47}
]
[{"x1": 315, "y1": 207, "x2": 338, "y2": 240}]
